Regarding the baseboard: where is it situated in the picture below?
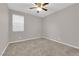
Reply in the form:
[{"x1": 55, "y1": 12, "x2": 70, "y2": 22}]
[
  {"x1": 9, "y1": 37, "x2": 41, "y2": 44},
  {"x1": 1, "y1": 43, "x2": 9, "y2": 56},
  {"x1": 43, "y1": 36, "x2": 79, "y2": 49}
]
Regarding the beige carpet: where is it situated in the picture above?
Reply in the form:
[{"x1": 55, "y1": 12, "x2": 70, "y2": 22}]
[{"x1": 3, "y1": 38, "x2": 79, "y2": 56}]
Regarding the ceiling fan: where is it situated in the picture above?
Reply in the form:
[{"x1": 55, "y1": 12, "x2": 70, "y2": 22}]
[{"x1": 29, "y1": 3, "x2": 49, "y2": 13}]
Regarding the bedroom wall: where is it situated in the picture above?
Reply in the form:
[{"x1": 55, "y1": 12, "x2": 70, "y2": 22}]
[
  {"x1": 43, "y1": 4, "x2": 79, "y2": 47},
  {"x1": 9, "y1": 10, "x2": 42, "y2": 42},
  {"x1": 0, "y1": 4, "x2": 9, "y2": 55}
]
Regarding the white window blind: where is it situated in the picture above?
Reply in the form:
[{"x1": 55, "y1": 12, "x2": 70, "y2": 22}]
[{"x1": 12, "y1": 14, "x2": 24, "y2": 32}]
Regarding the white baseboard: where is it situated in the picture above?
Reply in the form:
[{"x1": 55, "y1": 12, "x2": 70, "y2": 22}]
[
  {"x1": 43, "y1": 36, "x2": 79, "y2": 49},
  {"x1": 9, "y1": 37, "x2": 41, "y2": 44},
  {"x1": 1, "y1": 43, "x2": 9, "y2": 56}
]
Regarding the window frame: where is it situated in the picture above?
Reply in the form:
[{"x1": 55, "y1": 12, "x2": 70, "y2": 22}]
[{"x1": 12, "y1": 14, "x2": 24, "y2": 32}]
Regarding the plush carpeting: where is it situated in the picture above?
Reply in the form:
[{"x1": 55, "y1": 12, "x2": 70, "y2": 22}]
[{"x1": 3, "y1": 38, "x2": 79, "y2": 56}]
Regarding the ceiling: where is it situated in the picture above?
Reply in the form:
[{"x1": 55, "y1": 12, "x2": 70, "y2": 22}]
[{"x1": 8, "y1": 3, "x2": 73, "y2": 18}]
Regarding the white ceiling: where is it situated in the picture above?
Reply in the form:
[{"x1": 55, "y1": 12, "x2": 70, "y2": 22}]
[{"x1": 8, "y1": 3, "x2": 73, "y2": 18}]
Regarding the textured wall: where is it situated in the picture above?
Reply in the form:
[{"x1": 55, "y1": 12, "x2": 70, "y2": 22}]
[
  {"x1": 43, "y1": 4, "x2": 79, "y2": 47},
  {"x1": 0, "y1": 4, "x2": 9, "y2": 55},
  {"x1": 9, "y1": 10, "x2": 42, "y2": 42}
]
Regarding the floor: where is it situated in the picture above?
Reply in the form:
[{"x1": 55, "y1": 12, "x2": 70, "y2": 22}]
[{"x1": 3, "y1": 38, "x2": 79, "y2": 56}]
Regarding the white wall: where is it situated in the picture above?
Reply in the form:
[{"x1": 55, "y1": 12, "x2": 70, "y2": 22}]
[
  {"x1": 43, "y1": 4, "x2": 79, "y2": 47},
  {"x1": 9, "y1": 10, "x2": 42, "y2": 42},
  {"x1": 0, "y1": 4, "x2": 9, "y2": 55}
]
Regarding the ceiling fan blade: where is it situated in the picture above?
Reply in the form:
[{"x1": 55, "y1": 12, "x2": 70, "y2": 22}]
[
  {"x1": 34, "y1": 3, "x2": 41, "y2": 7},
  {"x1": 42, "y1": 8, "x2": 47, "y2": 11},
  {"x1": 29, "y1": 7, "x2": 36, "y2": 9},
  {"x1": 43, "y1": 3, "x2": 49, "y2": 6},
  {"x1": 34, "y1": 3, "x2": 38, "y2": 5}
]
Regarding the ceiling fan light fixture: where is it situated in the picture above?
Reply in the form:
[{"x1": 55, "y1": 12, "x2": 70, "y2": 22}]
[
  {"x1": 37, "y1": 7, "x2": 42, "y2": 11},
  {"x1": 29, "y1": 3, "x2": 49, "y2": 13}
]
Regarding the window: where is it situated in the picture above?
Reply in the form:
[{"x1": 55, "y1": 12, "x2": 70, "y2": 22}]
[{"x1": 12, "y1": 14, "x2": 24, "y2": 32}]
